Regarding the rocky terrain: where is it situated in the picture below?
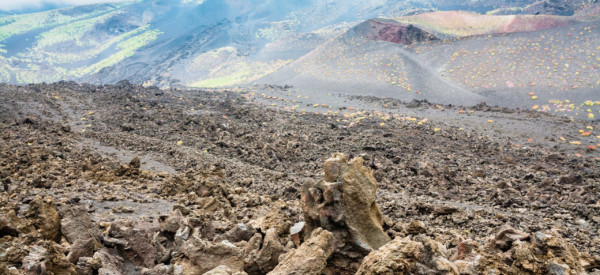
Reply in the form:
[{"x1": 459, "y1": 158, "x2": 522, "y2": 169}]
[{"x1": 1, "y1": 82, "x2": 599, "y2": 274}]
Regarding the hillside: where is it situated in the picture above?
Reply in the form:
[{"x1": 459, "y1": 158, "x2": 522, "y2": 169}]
[{"x1": 0, "y1": 0, "x2": 596, "y2": 88}]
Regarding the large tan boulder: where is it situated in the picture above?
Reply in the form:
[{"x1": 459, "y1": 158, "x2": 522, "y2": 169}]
[{"x1": 301, "y1": 153, "x2": 390, "y2": 252}]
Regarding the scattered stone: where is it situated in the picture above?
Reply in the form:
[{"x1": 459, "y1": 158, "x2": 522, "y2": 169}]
[
  {"x1": 254, "y1": 228, "x2": 287, "y2": 273},
  {"x1": 0, "y1": 216, "x2": 18, "y2": 237},
  {"x1": 94, "y1": 248, "x2": 125, "y2": 275},
  {"x1": 356, "y1": 236, "x2": 459, "y2": 275},
  {"x1": 355, "y1": 237, "x2": 424, "y2": 274},
  {"x1": 478, "y1": 229, "x2": 588, "y2": 274},
  {"x1": 243, "y1": 233, "x2": 263, "y2": 274},
  {"x1": 107, "y1": 221, "x2": 159, "y2": 268},
  {"x1": 260, "y1": 207, "x2": 291, "y2": 237},
  {"x1": 159, "y1": 210, "x2": 183, "y2": 233},
  {"x1": 203, "y1": 265, "x2": 248, "y2": 275}
]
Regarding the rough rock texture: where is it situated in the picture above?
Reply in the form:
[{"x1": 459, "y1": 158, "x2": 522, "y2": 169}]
[
  {"x1": 25, "y1": 196, "x2": 61, "y2": 242},
  {"x1": 106, "y1": 221, "x2": 159, "y2": 268},
  {"x1": 244, "y1": 228, "x2": 287, "y2": 274},
  {"x1": 22, "y1": 240, "x2": 77, "y2": 275},
  {"x1": 67, "y1": 238, "x2": 96, "y2": 264},
  {"x1": 220, "y1": 223, "x2": 257, "y2": 243},
  {"x1": 302, "y1": 153, "x2": 390, "y2": 251},
  {"x1": 477, "y1": 229, "x2": 592, "y2": 274},
  {"x1": 492, "y1": 225, "x2": 530, "y2": 250},
  {"x1": 94, "y1": 247, "x2": 125, "y2": 275},
  {"x1": 268, "y1": 228, "x2": 334, "y2": 275},
  {"x1": 179, "y1": 237, "x2": 245, "y2": 274},
  {"x1": 203, "y1": 265, "x2": 248, "y2": 275},
  {"x1": 60, "y1": 205, "x2": 100, "y2": 244},
  {"x1": 354, "y1": 19, "x2": 438, "y2": 45},
  {"x1": 1, "y1": 84, "x2": 600, "y2": 275},
  {"x1": 0, "y1": 216, "x2": 19, "y2": 237},
  {"x1": 356, "y1": 235, "x2": 460, "y2": 275},
  {"x1": 355, "y1": 237, "x2": 424, "y2": 274},
  {"x1": 300, "y1": 153, "x2": 393, "y2": 273}
]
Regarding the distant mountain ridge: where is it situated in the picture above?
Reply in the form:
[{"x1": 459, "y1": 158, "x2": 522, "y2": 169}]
[{"x1": 0, "y1": 0, "x2": 596, "y2": 87}]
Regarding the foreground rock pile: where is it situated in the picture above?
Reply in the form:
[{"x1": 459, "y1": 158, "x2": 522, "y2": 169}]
[
  {"x1": 2, "y1": 152, "x2": 597, "y2": 274},
  {"x1": 0, "y1": 83, "x2": 599, "y2": 274}
]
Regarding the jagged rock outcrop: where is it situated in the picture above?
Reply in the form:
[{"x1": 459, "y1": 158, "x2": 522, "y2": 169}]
[{"x1": 302, "y1": 153, "x2": 390, "y2": 252}]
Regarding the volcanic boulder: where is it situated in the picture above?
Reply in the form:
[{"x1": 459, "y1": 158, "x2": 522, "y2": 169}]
[
  {"x1": 355, "y1": 237, "x2": 424, "y2": 274},
  {"x1": 356, "y1": 235, "x2": 459, "y2": 275},
  {"x1": 178, "y1": 237, "x2": 245, "y2": 274},
  {"x1": 243, "y1": 228, "x2": 288, "y2": 274},
  {"x1": 267, "y1": 228, "x2": 334, "y2": 275},
  {"x1": 301, "y1": 153, "x2": 390, "y2": 252},
  {"x1": 60, "y1": 205, "x2": 101, "y2": 245},
  {"x1": 25, "y1": 196, "x2": 61, "y2": 242}
]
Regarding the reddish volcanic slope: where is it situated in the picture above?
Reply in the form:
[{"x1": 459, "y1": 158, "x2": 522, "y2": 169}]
[
  {"x1": 353, "y1": 19, "x2": 439, "y2": 45},
  {"x1": 392, "y1": 11, "x2": 582, "y2": 37}
]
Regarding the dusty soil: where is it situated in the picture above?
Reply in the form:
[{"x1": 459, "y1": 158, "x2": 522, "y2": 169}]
[{"x1": 0, "y1": 81, "x2": 599, "y2": 274}]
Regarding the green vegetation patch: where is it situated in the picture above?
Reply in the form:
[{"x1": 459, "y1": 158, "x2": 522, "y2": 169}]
[
  {"x1": 0, "y1": 3, "x2": 132, "y2": 41},
  {"x1": 74, "y1": 27, "x2": 162, "y2": 76}
]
